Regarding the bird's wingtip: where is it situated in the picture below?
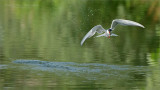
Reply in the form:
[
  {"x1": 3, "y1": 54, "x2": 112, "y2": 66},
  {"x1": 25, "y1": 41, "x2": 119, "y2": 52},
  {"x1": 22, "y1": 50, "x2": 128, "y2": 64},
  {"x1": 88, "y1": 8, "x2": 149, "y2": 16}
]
[
  {"x1": 139, "y1": 24, "x2": 145, "y2": 28},
  {"x1": 80, "y1": 42, "x2": 84, "y2": 46},
  {"x1": 142, "y1": 26, "x2": 145, "y2": 28}
]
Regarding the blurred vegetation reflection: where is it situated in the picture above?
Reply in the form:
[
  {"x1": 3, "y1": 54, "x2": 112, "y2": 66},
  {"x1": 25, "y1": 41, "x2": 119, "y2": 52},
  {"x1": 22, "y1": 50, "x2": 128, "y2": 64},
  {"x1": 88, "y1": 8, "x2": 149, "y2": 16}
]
[
  {"x1": 1, "y1": 0, "x2": 159, "y2": 64},
  {"x1": 0, "y1": 0, "x2": 160, "y2": 89}
]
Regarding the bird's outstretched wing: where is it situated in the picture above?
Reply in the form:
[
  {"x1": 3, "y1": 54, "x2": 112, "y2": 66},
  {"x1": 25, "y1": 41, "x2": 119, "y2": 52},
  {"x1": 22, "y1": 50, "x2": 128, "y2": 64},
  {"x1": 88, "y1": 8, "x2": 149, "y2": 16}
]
[
  {"x1": 81, "y1": 25, "x2": 106, "y2": 45},
  {"x1": 111, "y1": 19, "x2": 145, "y2": 30}
]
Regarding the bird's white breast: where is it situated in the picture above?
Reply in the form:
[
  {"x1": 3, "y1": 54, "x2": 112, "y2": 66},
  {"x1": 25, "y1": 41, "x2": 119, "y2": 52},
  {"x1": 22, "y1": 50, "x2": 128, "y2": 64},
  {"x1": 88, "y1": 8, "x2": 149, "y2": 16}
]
[{"x1": 106, "y1": 30, "x2": 110, "y2": 35}]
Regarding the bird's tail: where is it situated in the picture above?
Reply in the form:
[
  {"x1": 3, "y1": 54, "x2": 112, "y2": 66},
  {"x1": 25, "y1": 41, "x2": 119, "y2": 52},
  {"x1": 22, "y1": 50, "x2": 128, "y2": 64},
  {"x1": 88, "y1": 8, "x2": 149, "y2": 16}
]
[
  {"x1": 96, "y1": 33, "x2": 118, "y2": 38},
  {"x1": 111, "y1": 33, "x2": 118, "y2": 36}
]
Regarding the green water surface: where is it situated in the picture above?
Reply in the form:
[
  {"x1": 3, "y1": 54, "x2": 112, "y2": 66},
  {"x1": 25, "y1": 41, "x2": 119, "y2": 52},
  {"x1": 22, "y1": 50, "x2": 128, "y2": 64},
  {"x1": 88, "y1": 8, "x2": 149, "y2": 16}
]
[{"x1": 0, "y1": 0, "x2": 160, "y2": 90}]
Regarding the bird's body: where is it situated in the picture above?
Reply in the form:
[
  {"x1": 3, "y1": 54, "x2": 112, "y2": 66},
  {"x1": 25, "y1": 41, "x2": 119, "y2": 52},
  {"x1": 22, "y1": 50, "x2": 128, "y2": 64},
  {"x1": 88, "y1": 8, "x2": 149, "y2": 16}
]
[{"x1": 81, "y1": 19, "x2": 145, "y2": 45}]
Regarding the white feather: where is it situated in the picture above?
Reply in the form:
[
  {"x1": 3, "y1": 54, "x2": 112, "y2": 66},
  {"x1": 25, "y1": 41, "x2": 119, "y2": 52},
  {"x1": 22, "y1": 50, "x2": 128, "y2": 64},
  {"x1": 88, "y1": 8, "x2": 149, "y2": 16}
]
[
  {"x1": 81, "y1": 25, "x2": 106, "y2": 45},
  {"x1": 111, "y1": 19, "x2": 145, "y2": 30},
  {"x1": 81, "y1": 19, "x2": 144, "y2": 45}
]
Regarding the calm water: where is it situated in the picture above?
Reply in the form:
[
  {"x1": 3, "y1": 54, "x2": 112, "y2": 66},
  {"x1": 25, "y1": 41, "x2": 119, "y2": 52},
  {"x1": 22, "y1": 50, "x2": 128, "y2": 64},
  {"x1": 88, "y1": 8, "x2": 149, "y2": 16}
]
[{"x1": 0, "y1": 0, "x2": 160, "y2": 90}]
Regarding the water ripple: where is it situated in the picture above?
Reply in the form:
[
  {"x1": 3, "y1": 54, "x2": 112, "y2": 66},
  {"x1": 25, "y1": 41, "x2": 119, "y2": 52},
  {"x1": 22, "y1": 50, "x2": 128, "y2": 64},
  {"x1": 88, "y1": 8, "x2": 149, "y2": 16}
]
[{"x1": 12, "y1": 59, "x2": 149, "y2": 80}]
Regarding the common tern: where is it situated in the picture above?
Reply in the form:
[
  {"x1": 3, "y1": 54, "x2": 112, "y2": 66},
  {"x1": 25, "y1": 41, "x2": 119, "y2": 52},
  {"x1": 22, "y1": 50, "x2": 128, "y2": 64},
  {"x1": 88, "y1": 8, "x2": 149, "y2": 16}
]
[{"x1": 81, "y1": 19, "x2": 145, "y2": 45}]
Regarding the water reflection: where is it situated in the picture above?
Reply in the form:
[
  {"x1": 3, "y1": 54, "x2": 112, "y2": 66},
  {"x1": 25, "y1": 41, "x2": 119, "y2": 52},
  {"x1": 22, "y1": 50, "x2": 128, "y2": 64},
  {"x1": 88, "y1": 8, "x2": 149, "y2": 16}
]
[
  {"x1": 0, "y1": 0, "x2": 159, "y2": 64},
  {"x1": 0, "y1": 59, "x2": 148, "y2": 89},
  {"x1": 0, "y1": 0, "x2": 160, "y2": 90}
]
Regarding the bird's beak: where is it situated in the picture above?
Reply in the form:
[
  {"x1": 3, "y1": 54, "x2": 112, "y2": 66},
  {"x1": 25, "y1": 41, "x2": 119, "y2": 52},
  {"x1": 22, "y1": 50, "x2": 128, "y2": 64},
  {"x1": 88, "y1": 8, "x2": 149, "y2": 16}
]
[
  {"x1": 109, "y1": 31, "x2": 111, "y2": 35},
  {"x1": 108, "y1": 31, "x2": 111, "y2": 38}
]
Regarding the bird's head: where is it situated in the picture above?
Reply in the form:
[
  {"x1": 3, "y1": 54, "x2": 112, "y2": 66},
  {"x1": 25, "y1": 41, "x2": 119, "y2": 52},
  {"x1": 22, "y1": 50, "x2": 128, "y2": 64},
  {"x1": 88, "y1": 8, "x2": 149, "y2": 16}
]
[{"x1": 108, "y1": 29, "x2": 112, "y2": 35}]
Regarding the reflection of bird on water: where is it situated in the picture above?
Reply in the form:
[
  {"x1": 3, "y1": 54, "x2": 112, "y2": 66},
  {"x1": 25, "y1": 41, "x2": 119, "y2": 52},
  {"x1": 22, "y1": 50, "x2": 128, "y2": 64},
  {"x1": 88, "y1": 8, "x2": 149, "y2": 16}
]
[{"x1": 81, "y1": 19, "x2": 145, "y2": 45}]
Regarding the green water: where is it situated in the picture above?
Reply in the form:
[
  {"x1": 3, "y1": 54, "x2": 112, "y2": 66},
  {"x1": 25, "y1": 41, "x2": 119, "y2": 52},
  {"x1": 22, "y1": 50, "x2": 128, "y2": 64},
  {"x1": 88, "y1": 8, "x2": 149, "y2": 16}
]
[{"x1": 0, "y1": 0, "x2": 160, "y2": 90}]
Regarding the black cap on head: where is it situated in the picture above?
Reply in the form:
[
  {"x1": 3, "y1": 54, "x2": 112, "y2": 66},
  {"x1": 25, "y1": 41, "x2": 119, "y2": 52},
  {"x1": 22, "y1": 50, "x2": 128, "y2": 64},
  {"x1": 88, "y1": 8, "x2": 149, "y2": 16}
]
[{"x1": 109, "y1": 29, "x2": 112, "y2": 32}]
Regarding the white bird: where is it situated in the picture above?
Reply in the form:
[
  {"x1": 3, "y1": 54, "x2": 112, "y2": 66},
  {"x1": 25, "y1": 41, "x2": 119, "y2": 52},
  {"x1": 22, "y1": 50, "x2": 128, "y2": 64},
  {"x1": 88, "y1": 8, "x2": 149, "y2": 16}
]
[{"x1": 81, "y1": 19, "x2": 145, "y2": 45}]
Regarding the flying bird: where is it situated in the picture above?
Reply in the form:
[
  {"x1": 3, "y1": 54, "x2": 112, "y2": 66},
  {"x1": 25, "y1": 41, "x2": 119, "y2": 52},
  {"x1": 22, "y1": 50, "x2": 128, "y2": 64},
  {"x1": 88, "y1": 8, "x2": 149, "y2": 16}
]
[{"x1": 81, "y1": 19, "x2": 145, "y2": 45}]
